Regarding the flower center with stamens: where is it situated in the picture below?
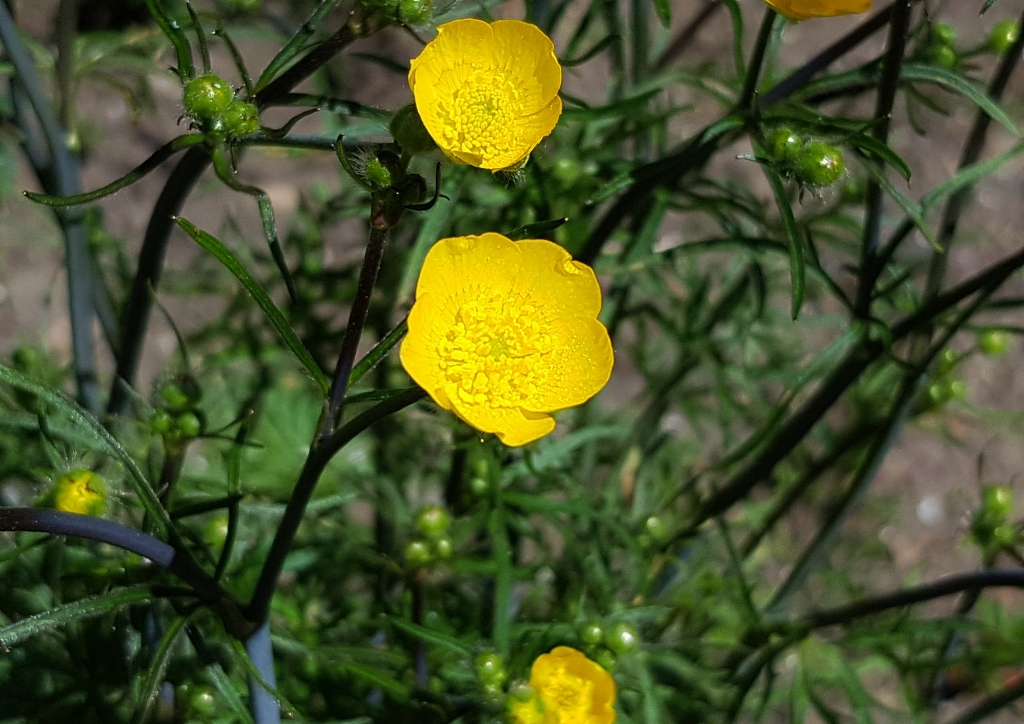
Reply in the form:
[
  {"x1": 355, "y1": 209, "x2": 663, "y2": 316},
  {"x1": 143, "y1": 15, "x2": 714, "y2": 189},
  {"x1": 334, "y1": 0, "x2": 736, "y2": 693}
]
[
  {"x1": 435, "y1": 288, "x2": 552, "y2": 409},
  {"x1": 438, "y1": 69, "x2": 523, "y2": 164}
]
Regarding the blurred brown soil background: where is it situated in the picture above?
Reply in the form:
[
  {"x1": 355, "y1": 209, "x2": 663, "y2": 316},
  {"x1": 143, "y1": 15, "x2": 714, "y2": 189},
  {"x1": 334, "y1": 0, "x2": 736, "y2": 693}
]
[{"x1": 2, "y1": 1, "x2": 1024, "y2": 720}]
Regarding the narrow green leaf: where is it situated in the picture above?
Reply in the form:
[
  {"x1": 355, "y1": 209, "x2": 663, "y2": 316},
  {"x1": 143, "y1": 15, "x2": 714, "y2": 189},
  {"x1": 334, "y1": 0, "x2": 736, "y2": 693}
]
[
  {"x1": 207, "y1": 664, "x2": 255, "y2": 724},
  {"x1": 651, "y1": 0, "x2": 670, "y2": 27},
  {"x1": 0, "y1": 587, "x2": 152, "y2": 647},
  {"x1": 856, "y1": 154, "x2": 938, "y2": 249},
  {"x1": 143, "y1": 0, "x2": 193, "y2": 80},
  {"x1": 0, "y1": 364, "x2": 172, "y2": 534},
  {"x1": 25, "y1": 134, "x2": 204, "y2": 207},
  {"x1": 175, "y1": 218, "x2": 330, "y2": 394},
  {"x1": 561, "y1": 34, "x2": 619, "y2": 67},
  {"x1": 507, "y1": 217, "x2": 569, "y2": 241},
  {"x1": 386, "y1": 616, "x2": 472, "y2": 655},
  {"x1": 902, "y1": 63, "x2": 1021, "y2": 136},
  {"x1": 846, "y1": 133, "x2": 912, "y2": 182},
  {"x1": 255, "y1": 0, "x2": 344, "y2": 91},
  {"x1": 348, "y1": 320, "x2": 408, "y2": 389},
  {"x1": 758, "y1": 159, "x2": 805, "y2": 319},
  {"x1": 133, "y1": 616, "x2": 188, "y2": 724}
]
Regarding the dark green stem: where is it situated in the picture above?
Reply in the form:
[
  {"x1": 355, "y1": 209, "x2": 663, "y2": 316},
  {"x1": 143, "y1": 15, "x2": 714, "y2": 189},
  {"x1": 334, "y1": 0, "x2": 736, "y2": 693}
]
[
  {"x1": 323, "y1": 226, "x2": 389, "y2": 437},
  {"x1": 255, "y1": 20, "x2": 359, "y2": 108},
  {"x1": 854, "y1": 0, "x2": 913, "y2": 317},
  {"x1": 738, "y1": 9, "x2": 777, "y2": 111},
  {"x1": 245, "y1": 386, "x2": 425, "y2": 623},
  {"x1": 108, "y1": 148, "x2": 210, "y2": 416}
]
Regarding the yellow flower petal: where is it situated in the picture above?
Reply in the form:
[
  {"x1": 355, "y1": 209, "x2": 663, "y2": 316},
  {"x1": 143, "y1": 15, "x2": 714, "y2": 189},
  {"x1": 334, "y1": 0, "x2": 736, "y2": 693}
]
[
  {"x1": 400, "y1": 234, "x2": 613, "y2": 447},
  {"x1": 408, "y1": 19, "x2": 563, "y2": 171},
  {"x1": 521, "y1": 647, "x2": 617, "y2": 724},
  {"x1": 764, "y1": 0, "x2": 872, "y2": 20}
]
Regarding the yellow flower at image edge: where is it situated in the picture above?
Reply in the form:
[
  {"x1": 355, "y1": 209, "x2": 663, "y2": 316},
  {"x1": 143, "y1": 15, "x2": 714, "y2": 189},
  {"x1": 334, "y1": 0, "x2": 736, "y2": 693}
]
[
  {"x1": 764, "y1": 0, "x2": 872, "y2": 20},
  {"x1": 510, "y1": 647, "x2": 617, "y2": 724},
  {"x1": 408, "y1": 18, "x2": 562, "y2": 171},
  {"x1": 399, "y1": 234, "x2": 613, "y2": 447}
]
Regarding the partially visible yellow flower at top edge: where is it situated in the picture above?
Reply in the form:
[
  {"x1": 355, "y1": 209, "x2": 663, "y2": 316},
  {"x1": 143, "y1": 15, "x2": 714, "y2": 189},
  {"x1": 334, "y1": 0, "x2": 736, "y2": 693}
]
[
  {"x1": 408, "y1": 18, "x2": 562, "y2": 172},
  {"x1": 509, "y1": 647, "x2": 617, "y2": 724},
  {"x1": 44, "y1": 469, "x2": 106, "y2": 516},
  {"x1": 764, "y1": 0, "x2": 872, "y2": 20},
  {"x1": 399, "y1": 234, "x2": 613, "y2": 447}
]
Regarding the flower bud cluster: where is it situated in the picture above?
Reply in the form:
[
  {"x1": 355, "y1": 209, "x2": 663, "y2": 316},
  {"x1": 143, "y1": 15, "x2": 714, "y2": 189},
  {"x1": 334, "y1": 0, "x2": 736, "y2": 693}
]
[
  {"x1": 182, "y1": 73, "x2": 260, "y2": 144},
  {"x1": 362, "y1": 0, "x2": 432, "y2": 26},
  {"x1": 575, "y1": 618, "x2": 639, "y2": 671},
  {"x1": 971, "y1": 484, "x2": 1019, "y2": 557},
  {"x1": 404, "y1": 504, "x2": 454, "y2": 568},
  {"x1": 151, "y1": 373, "x2": 205, "y2": 447},
  {"x1": 764, "y1": 128, "x2": 846, "y2": 189}
]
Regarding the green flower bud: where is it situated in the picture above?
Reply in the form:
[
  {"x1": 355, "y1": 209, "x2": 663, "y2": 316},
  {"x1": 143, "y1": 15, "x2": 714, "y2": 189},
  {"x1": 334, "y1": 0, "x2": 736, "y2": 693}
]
[
  {"x1": 158, "y1": 374, "x2": 202, "y2": 411},
  {"x1": 176, "y1": 411, "x2": 203, "y2": 439},
  {"x1": 433, "y1": 535, "x2": 454, "y2": 559},
  {"x1": 579, "y1": 620, "x2": 604, "y2": 646},
  {"x1": 978, "y1": 330, "x2": 1010, "y2": 356},
  {"x1": 183, "y1": 74, "x2": 234, "y2": 121},
  {"x1": 929, "y1": 43, "x2": 958, "y2": 71},
  {"x1": 643, "y1": 515, "x2": 671, "y2": 545},
  {"x1": 389, "y1": 105, "x2": 437, "y2": 155},
  {"x1": 765, "y1": 127, "x2": 803, "y2": 163},
  {"x1": 223, "y1": 100, "x2": 260, "y2": 137},
  {"x1": 551, "y1": 155, "x2": 584, "y2": 186},
  {"x1": 936, "y1": 347, "x2": 959, "y2": 376},
  {"x1": 794, "y1": 141, "x2": 845, "y2": 188},
  {"x1": 604, "y1": 621, "x2": 639, "y2": 655},
  {"x1": 415, "y1": 504, "x2": 452, "y2": 539},
  {"x1": 989, "y1": 19, "x2": 1021, "y2": 54},
  {"x1": 994, "y1": 524, "x2": 1018, "y2": 548},
  {"x1": 151, "y1": 408, "x2": 174, "y2": 435},
  {"x1": 364, "y1": 156, "x2": 394, "y2": 188},
  {"x1": 203, "y1": 513, "x2": 230, "y2": 549},
  {"x1": 475, "y1": 652, "x2": 507, "y2": 686},
  {"x1": 404, "y1": 538, "x2": 432, "y2": 568},
  {"x1": 931, "y1": 23, "x2": 957, "y2": 48},
  {"x1": 398, "y1": 0, "x2": 432, "y2": 25},
  {"x1": 468, "y1": 475, "x2": 491, "y2": 497},
  {"x1": 982, "y1": 484, "x2": 1014, "y2": 519},
  {"x1": 594, "y1": 648, "x2": 617, "y2": 671}
]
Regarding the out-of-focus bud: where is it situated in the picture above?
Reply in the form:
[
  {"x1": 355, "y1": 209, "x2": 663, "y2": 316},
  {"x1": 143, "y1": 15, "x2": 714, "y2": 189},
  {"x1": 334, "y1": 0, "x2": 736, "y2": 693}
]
[
  {"x1": 390, "y1": 105, "x2": 437, "y2": 155},
  {"x1": 45, "y1": 469, "x2": 106, "y2": 516},
  {"x1": 988, "y1": 19, "x2": 1020, "y2": 54}
]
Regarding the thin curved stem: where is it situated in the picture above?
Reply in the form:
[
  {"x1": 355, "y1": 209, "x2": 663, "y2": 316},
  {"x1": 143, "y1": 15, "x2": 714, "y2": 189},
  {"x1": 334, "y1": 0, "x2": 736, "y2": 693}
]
[{"x1": 108, "y1": 147, "x2": 211, "y2": 416}]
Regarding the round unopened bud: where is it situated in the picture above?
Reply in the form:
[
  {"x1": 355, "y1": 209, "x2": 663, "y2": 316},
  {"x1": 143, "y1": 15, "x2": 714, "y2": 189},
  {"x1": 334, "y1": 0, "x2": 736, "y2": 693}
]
[
  {"x1": 929, "y1": 43, "x2": 958, "y2": 71},
  {"x1": 931, "y1": 23, "x2": 957, "y2": 48},
  {"x1": 404, "y1": 538, "x2": 432, "y2": 568},
  {"x1": 433, "y1": 535, "x2": 454, "y2": 559},
  {"x1": 982, "y1": 484, "x2": 1014, "y2": 520},
  {"x1": 390, "y1": 105, "x2": 437, "y2": 155},
  {"x1": 989, "y1": 19, "x2": 1021, "y2": 54},
  {"x1": 223, "y1": 100, "x2": 260, "y2": 137},
  {"x1": 159, "y1": 374, "x2": 202, "y2": 411},
  {"x1": 604, "y1": 621, "x2": 639, "y2": 655},
  {"x1": 176, "y1": 411, "x2": 203, "y2": 439},
  {"x1": 398, "y1": 0, "x2": 432, "y2": 25},
  {"x1": 978, "y1": 330, "x2": 1010, "y2": 357},
  {"x1": 415, "y1": 504, "x2": 451, "y2": 539},
  {"x1": 765, "y1": 127, "x2": 803, "y2": 163},
  {"x1": 794, "y1": 141, "x2": 845, "y2": 188},
  {"x1": 579, "y1": 620, "x2": 604, "y2": 646},
  {"x1": 183, "y1": 74, "x2": 234, "y2": 120},
  {"x1": 48, "y1": 469, "x2": 106, "y2": 516},
  {"x1": 475, "y1": 652, "x2": 507, "y2": 685}
]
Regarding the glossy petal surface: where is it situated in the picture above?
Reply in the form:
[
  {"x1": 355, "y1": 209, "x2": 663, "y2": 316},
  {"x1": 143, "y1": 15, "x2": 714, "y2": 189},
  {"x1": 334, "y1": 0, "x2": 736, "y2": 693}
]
[
  {"x1": 400, "y1": 234, "x2": 613, "y2": 446},
  {"x1": 510, "y1": 647, "x2": 617, "y2": 724},
  {"x1": 408, "y1": 19, "x2": 562, "y2": 171}
]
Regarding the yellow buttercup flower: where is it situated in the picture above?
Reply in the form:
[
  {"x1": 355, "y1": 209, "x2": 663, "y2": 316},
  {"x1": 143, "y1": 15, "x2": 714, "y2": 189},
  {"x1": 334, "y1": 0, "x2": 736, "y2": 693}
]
[
  {"x1": 764, "y1": 0, "x2": 871, "y2": 20},
  {"x1": 399, "y1": 234, "x2": 613, "y2": 447},
  {"x1": 509, "y1": 647, "x2": 617, "y2": 724},
  {"x1": 408, "y1": 19, "x2": 562, "y2": 171},
  {"x1": 46, "y1": 469, "x2": 106, "y2": 516}
]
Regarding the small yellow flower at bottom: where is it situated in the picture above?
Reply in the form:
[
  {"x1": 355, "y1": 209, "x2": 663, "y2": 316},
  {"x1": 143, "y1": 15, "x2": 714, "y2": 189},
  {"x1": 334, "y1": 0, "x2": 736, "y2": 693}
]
[
  {"x1": 44, "y1": 469, "x2": 106, "y2": 516},
  {"x1": 399, "y1": 234, "x2": 613, "y2": 447},
  {"x1": 509, "y1": 647, "x2": 617, "y2": 724},
  {"x1": 764, "y1": 0, "x2": 872, "y2": 20}
]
